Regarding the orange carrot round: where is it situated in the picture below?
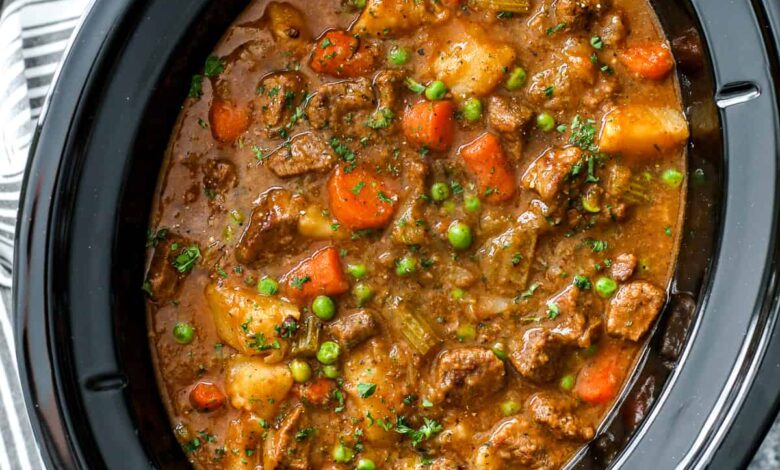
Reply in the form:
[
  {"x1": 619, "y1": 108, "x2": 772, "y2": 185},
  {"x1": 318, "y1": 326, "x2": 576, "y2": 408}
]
[
  {"x1": 402, "y1": 100, "x2": 455, "y2": 152},
  {"x1": 310, "y1": 30, "x2": 376, "y2": 78},
  {"x1": 328, "y1": 165, "x2": 397, "y2": 229},
  {"x1": 574, "y1": 343, "x2": 631, "y2": 405},
  {"x1": 296, "y1": 377, "x2": 336, "y2": 406},
  {"x1": 189, "y1": 382, "x2": 226, "y2": 412},
  {"x1": 459, "y1": 133, "x2": 516, "y2": 203},
  {"x1": 619, "y1": 44, "x2": 674, "y2": 80},
  {"x1": 282, "y1": 246, "x2": 350, "y2": 302},
  {"x1": 209, "y1": 99, "x2": 250, "y2": 143}
]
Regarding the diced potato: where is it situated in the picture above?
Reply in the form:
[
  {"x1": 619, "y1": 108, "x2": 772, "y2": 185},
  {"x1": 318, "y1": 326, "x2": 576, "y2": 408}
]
[
  {"x1": 225, "y1": 356, "x2": 293, "y2": 418},
  {"x1": 298, "y1": 205, "x2": 347, "y2": 240},
  {"x1": 433, "y1": 21, "x2": 517, "y2": 98},
  {"x1": 206, "y1": 282, "x2": 300, "y2": 362},
  {"x1": 342, "y1": 340, "x2": 408, "y2": 445},
  {"x1": 265, "y1": 2, "x2": 311, "y2": 57},
  {"x1": 223, "y1": 414, "x2": 265, "y2": 469},
  {"x1": 352, "y1": 0, "x2": 446, "y2": 37},
  {"x1": 599, "y1": 105, "x2": 689, "y2": 156}
]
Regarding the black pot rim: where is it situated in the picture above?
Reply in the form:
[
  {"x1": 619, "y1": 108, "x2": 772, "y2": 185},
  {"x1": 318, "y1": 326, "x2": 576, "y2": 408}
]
[{"x1": 13, "y1": 0, "x2": 780, "y2": 469}]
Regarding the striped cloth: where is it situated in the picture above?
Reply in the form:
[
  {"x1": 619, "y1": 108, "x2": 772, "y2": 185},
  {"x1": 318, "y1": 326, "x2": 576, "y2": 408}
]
[{"x1": 0, "y1": 1, "x2": 775, "y2": 469}]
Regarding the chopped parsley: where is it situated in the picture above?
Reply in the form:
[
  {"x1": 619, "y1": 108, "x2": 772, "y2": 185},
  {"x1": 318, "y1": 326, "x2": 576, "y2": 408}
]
[
  {"x1": 366, "y1": 107, "x2": 395, "y2": 129},
  {"x1": 183, "y1": 438, "x2": 201, "y2": 453},
  {"x1": 351, "y1": 181, "x2": 366, "y2": 195},
  {"x1": 295, "y1": 427, "x2": 316, "y2": 442},
  {"x1": 449, "y1": 180, "x2": 464, "y2": 195},
  {"x1": 204, "y1": 55, "x2": 225, "y2": 77},
  {"x1": 378, "y1": 191, "x2": 394, "y2": 204},
  {"x1": 357, "y1": 383, "x2": 377, "y2": 398},
  {"x1": 252, "y1": 145, "x2": 266, "y2": 161},
  {"x1": 172, "y1": 245, "x2": 200, "y2": 273},
  {"x1": 497, "y1": 11, "x2": 514, "y2": 19},
  {"x1": 544, "y1": 85, "x2": 555, "y2": 98},
  {"x1": 188, "y1": 75, "x2": 203, "y2": 98},
  {"x1": 290, "y1": 275, "x2": 311, "y2": 290},
  {"x1": 569, "y1": 115, "x2": 599, "y2": 153},
  {"x1": 146, "y1": 227, "x2": 168, "y2": 247},
  {"x1": 547, "y1": 301, "x2": 561, "y2": 320},
  {"x1": 395, "y1": 417, "x2": 443, "y2": 447},
  {"x1": 590, "y1": 36, "x2": 604, "y2": 50},
  {"x1": 584, "y1": 238, "x2": 608, "y2": 253},
  {"x1": 516, "y1": 282, "x2": 541, "y2": 302},
  {"x1": 511, "y1": 253, "x2": 523, "y2": 266},
  {"x1": 573, "y1": 275, "x2": 592, "y2": 290},
  {"x1": 546, "y1": 22, "x2": 567, "y2": 35},
  {"x1": 321, "y1": 37, "x2": 333, "y2": 49},
  {"x1": 665, "y1": 226, "x2": 673, "y2": 236}
]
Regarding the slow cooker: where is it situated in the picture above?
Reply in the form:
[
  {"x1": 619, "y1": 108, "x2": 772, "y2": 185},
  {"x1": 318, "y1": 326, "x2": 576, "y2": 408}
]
[{"x1": 12, "y1": 0, "x2": 780, "y2": 468}]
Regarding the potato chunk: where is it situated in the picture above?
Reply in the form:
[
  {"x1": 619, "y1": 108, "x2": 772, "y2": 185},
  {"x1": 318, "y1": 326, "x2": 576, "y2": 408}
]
[
  {"x1": 206, "y1": 282, "x2": 300, "y2": 362},
  {"x1": 225, "y1": 356, "x2": 293, "y2": 418},
  {"x1": 264, "y1": 2, "x2": 311, "y2": 57},
  {"x1": 433, "y1": 21, "x2": 517, "y2": 99},
  {"x1": 599, "y1": 105, "x2": 689, "y2": 156},
  {"x1": 298, "y1": 204, "x2": 347, "y2": 240},
  {"x1": 352, "y1": 0, "x2": 445, "y2": 37}
]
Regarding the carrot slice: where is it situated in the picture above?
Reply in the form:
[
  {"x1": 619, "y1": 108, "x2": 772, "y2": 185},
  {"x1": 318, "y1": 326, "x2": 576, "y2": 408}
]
[
  {"x1": 574, "y1": 343, "x2": 632, "y2": 405},
  {"x1": 459, "y1": 133, "x2": 516, "y2": 203},
  {"x1": 402, "y1": 100, "x2": 456, "y2": 151},
  {"x1": 281, "y1": 246, "x2": 350, "y2": 302},
  {"x1": 295, "y1": 377, "x2": 337, "y2": 406},
  {"x1": 328, "y1": 165, "x2": 397, "y2": 229},
  {"x1": 189, "y1": 382, "x2": 226, "y2": 412},
  {"x1": 619, "y1": 44, "x2": 675, "y2": 80},
  {"x1": 310, "y1": 30, "x2": 376, "y2": 78},
  {"x1": 209, "y1": 99, "x2": 250, "y2": 143}
]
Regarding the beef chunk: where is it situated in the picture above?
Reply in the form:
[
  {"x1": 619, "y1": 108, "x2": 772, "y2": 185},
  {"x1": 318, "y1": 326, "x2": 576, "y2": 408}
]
[
  {"x1": 235, "y1": 188, "x2": 305, "y2": 265},
  {"x1": 509, "y1": 329, "x2": 562, "y2": 383},
  {"x1": 546, "y1": 285, "x2": 592, "y2": 346},
  {"x1": 373, "y1": 69, "x2": 405, "y2": 113},
  {"x1": 307, "y1": 78, "x2": 374, "y2": 130},
  {"x1": 555, "y1": 0, "x2": 611, "y2": 29},
  {"x1": 391, "y1": 158, "x2": 429, "y2": 246},
  {"x1": 610, "y1": 253, "x2": 637, "y2": 282},
  {"x1": 202, "y1": 159, "x2": 237, "y2": 195},
  {"x1": 599, "y1": 11, "x2": 627, "y2": 47},
  {"x1": 268, "y1": 132, "x2": 336, "y2": 178},
  {"x1": 264, "y1": 405, "x2": 311, "y2": 469},
  {"x1": 522, "y1": 146, "x2": 582, "y2": 201},
  {"x1": 472, "y1": 417, "x2": 552, "y2": 470},
  {"x1": 606, "y1": 281, "x2": 666, "y2": 341},
  {"x1": 326, "y1": 310, "x2": 378, "y2": 349},
  {"x1": 487, "y1": 95, "x2": 533, "y2": 136},
  {"x1": 528, "y1": 391, "x2": 595, "y2": 441},
  {"x1": 257, "y1": 71, "x2": 307, "y2": 134},
  {"x1": 431, "y1": 347, "x2": 506, "y2": 404},
  {"x1": 146, "y1": 233, "x2": 194, "y2": 302}
]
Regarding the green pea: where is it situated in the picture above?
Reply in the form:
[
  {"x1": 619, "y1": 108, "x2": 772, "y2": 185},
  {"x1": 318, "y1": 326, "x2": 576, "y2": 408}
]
[
  {"x1": 500, "y1": 400, "x2": 521, "y2": 416},
  {"x1": 257, "y1": 276, "x2": 279, "y2": 295},
  {"x1": 346, "y1": 263, "x2": 368, "y2": 279},
  {"x1": 442, "y1": 200, "x2": 456, "y2": 215},
  {"x1": 595, "y1": 277, "x2": 618, "y2": 298},
  {"x1": 316, "y1": 341, "x2": 341, "y2": 365},
  {"x1": 396, "y1": 256, "x2": 418, "y2": 276},
  {"x1": 447, "y1": 221, "x2": 473, "y2": 250},
  {"x1": 431, "y1": 182, "x2": 451, "y2": 202},
  {"x1": 451, "y1": 287, "x2": 465, "y2": 300},
  {"x1": 462, "y1": 98, "x2": 483, "y2": 122},
  {"x1": 661, "y1": 168, "x2": 684, "y2": 188},
  {"x1": 505, "y1": 67, "x2": 527, "y2": 91},
  {"x1": 491, "y1": 342, "x2": 508, "y2": 360},
  {"x1": 536, "y1": 112, "x2": 555, "y2": 132},
  {"x1": 172, "y1": 322, "x2": 195, "y2": 345},
  {"x1": 353, "y1": 282, "x2": 375, "y2": 306},
  {"x1": 464, "y1": 195, "x2": 481, "y2": 213},
  {"x1": 559, "y1": 373, "x2": 576, "y2": 391},
  {"x1": 425, "y1": 80, "x2": 447, "y2": 101},
  {"x1": 322, "y1": 365, "x2": 339, "y2": 379},
  {"x1": 312, "y1": 295, "x2": 336, "y2": 320},
  {"x1": 289, "y1": 359, "x2": 312, "y2": 383},
  {"x1": 456, "y1": 323, "x2": 476, "y2": 341},
  {"x1": 388, "y1": 46, "x2": 410, "y2": 65},
  {"x1": 357, "y1": 458, "x2": 376, "y2": 470},
  {"x1": 332, "y1": 443, "x2": 354, "y2": 463}
]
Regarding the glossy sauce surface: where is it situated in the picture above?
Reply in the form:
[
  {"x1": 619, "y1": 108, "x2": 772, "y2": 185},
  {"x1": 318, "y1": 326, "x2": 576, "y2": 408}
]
[{"x1": 145, "y1": 0, "x2": 689, "y2": 468}]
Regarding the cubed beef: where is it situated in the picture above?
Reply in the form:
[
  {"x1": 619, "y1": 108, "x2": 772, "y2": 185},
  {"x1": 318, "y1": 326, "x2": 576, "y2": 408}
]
[
  {"x1": 521, "y1": 146, "x2": 582, "y2": 201},
  {"x1": 391, "y1": 158, "x2": 429, "y2": 246},
  {"x1": 606, "y1": 281, "x2": 666, "y2": 341},
  {"x1": 256, "y1": 71, "x2": 307, "y2": 133},
  {"x1": 235, "y1": 188, "x2": 305, "y2": 265},
  {"x1": 373, "y1": 69, "x2": 405, "y2": 113},
  {"x1": 487, "y1": 95, "x2": 533, "y2": 136},
  {"x1": 610, "y1": 253, "x2": 637, "y2": 282},
  {"x1": 202, "y1": 158, "x2": 237, "y2": 195},
  {"x1": 599, "y1": 11, "x2": 627, "y2": 47},
  {"x1": 264, "y1": 405, "x2": 311, "y2": 469},
  {"x1": 509, "y1": 329, "x2": 561, "y2": 384},
  {"x1": 472, "y1": 417, "x2": 552, "y2": 470},
  {"x1": 431, "y1": 347, "x2": 506, "y2": 405},
  {"x1": 528, "y1": 391, "x2": 595, "y2": 441},
  {"x1": 268, "y1": 132, "x2": 336, "y2": 178},
  {"x1": 146, "y1": 233, "x2": 193, "y2": 302},
  {"x1": 306, "y1": 78, "x2": 374, "y2": 130},
  {"x1": 326, "y1": 310, "x2": 378, "y2": 349},
  {"x1": 555, "y1": 0, "x2": 611, "y2": 29}
]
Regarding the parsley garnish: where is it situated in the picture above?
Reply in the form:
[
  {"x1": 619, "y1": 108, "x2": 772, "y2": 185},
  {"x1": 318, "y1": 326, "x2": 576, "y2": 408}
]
[
  {"x1": 573, "y1": 275, "x2": 592, "y2": 290},
  {"x1": 172, "y1": 245, "x2": 200, "y2": 273},
  {"x1": 511, "y1": 253, "x2": 523, "y2": 266},
  {"x1": 357, "y1": 383, "x2": 377, "y2": 398},
  {"x1": 295, "y1": 427, "x2": 316, "y2": 442},
  {"x1": 546, "y1": 22, "x2": 567, "y2": 35},
  {"x1": 378, "y1": 191, "x2": 393, "y2": 204},
  {"x1": 188, "y1": 75, "x2": 203, "y2": 98},
  {"x1": 146, "y1": 227, "x2": 168, "y2": 247},
  {"x1": 584, "y1": 238, "x2": 608, "y2": 253},
  {"x1": 395, "y1": 417, "x2": 443, "y2": 447},
  {"x1": 590, "y1": 36, "x2": 604, "y2": 50},
  {"x1": 204, "y1": 55, "x2": 225, "y2": 77},
  {"x1": 291, "y1": 275, "x2": 311, "y2": 290},
  {"x1": 515, "y1": 282, "x2": 540, "y2": 302},
  {"x1": 366, "y1": 107, "x2": 395, "y2": 129},
  {"x1": 351, "y1": 181, "x2": 366, "y2": 195},
  {"x1": 546, "y1": 301, "x2": 560, "y2": 319}
]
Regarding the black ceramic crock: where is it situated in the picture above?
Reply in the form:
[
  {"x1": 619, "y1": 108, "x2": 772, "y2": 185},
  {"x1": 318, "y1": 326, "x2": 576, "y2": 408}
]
[{"x1": 12, "y1": 0, "x2": 780, "y2": 468}]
